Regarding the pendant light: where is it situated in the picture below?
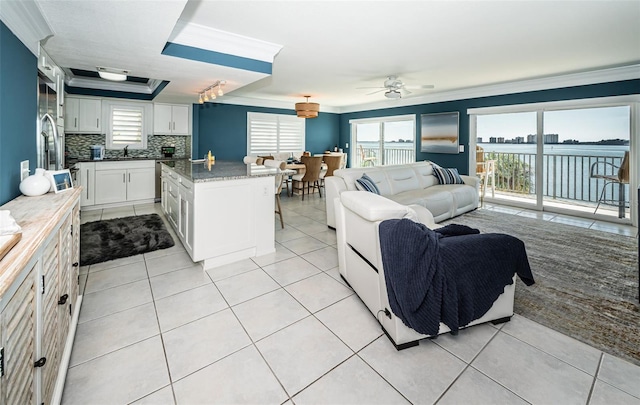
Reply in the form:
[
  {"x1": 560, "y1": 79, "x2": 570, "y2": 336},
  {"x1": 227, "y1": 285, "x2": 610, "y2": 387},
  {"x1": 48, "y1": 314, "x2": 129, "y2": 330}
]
[{"x1": 295, "y1": 96, "x2": 319, "y2": 119}]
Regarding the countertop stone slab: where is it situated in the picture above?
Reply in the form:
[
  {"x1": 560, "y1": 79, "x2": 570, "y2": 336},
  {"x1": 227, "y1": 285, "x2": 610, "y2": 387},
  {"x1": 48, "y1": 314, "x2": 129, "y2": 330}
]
[{"x1": 163, "y1": 160, "x2": 286, "y2": 183}]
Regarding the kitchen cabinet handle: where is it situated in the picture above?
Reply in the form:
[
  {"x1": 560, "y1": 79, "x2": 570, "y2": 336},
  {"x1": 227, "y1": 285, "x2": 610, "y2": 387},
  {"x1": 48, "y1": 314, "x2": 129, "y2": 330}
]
[
  {"x1": 128, "y1": 173, "x2": 131, "y2": 182},
  {"x1": 173, "y1": 122, "x2": 176, "y2": 130},
  {"x1": 97, "y1": 118, "x2": 99, "y2": 128},
  {"x1": 86, "y1": 169, "x2": 90, "y2": 198},
  {"x1": 169, "y1": 191, "x2": 178, "y2": 198},
  {"x1": 169, "y1": 122, "x2": 171, "y2": 131},
  {"x1": 180, "y1": 182, "x2": 191, "y2": 190},
  {"x1": 74, "y1": 118, "x2": 77, "y2": 128},
  {"x1": 34, "y1": 357, "x2": 47, "y2": 368},
  {"x1": 123, "y1": 173, "x2": 126, "y2": 183}
]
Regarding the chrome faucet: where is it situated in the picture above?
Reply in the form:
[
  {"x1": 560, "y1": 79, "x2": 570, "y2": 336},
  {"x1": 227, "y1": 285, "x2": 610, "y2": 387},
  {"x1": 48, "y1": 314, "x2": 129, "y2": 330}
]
[{"x1": 123, "y1": 145, "x2": 129, "y2": 157}]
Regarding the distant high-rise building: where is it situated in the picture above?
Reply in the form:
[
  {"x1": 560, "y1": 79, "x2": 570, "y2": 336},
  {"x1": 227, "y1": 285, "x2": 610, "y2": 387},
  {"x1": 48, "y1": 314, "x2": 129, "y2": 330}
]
[
  {"x1": 497, "y1": 137, "x2": 505, "y2": 143},
  {"x1": 527, "y1": 134, "x2": 536, "y2": 143},
  {"x1": 477, "y1": 137, "x2": 483, "y2": 143},
  {"x1": 489, "y1": 137, "x2": 497, "y2": 143},
  {"x1": 515, "y1": 136, "x2": 524, "y2": 144},
  {"x1": 544, "y1": 134, "x2": 559, "y2": 144}
]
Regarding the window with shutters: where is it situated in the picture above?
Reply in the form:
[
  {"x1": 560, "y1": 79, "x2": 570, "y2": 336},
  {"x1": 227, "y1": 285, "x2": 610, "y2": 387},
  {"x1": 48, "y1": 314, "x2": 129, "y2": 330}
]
[
  {"x1": 106, "y1": 104, "x2": 147, "y2": 149},
  {"x1": 247, "y1": 112, "x2": 305, "y2": 155}
]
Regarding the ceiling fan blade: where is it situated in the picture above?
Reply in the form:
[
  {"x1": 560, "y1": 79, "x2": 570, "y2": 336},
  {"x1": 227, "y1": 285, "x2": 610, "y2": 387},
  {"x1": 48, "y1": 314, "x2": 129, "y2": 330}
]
[
  {"x1": 356, "y1": 86, "x2": 385, "y2": 90},
  {"x1": 404, "y1": 84, "x2": 435, "y2": 90},
  {"x1": 366, "y1": 89, "x2": 387, "y2": 95},
  {"x1": 401, "y1": 88, "x2": 413, "y2": 95}
]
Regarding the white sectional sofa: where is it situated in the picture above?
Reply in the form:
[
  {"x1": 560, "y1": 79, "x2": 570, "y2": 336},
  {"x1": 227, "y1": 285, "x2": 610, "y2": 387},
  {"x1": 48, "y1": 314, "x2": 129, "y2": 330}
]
[
  {"x1": 325, "y1": 161, "x2": 479, "y2": 228},
  {"x1": 334, "y1": 191, "x2": 516, "y2": 349}
]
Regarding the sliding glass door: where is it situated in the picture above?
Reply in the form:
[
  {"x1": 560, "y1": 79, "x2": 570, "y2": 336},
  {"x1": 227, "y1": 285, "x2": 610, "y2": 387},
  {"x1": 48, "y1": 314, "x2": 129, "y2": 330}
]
[
  {"x1": 473, "y1": 101, "x2": 633, "y2": 222},
  {"x1": 476, "y1": 112, "x2": 538, "y2": 207},
  {"x1": 543, "y1": 106, "x2": 630, "y2": 218},
  {"x1": 350, "y1": 115, "x2": 415, "y2": 167}
]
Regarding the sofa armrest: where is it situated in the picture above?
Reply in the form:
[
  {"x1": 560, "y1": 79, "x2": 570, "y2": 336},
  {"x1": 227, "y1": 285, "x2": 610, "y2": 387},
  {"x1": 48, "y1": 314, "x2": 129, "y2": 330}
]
[
  {"x1": 326, "y1": 176, "x2": 348, "y2": 228},
  {"x1": 407, "y1": 204, "x2": 442, "y2": 229},
  {"x1": 461, "y1": 175, "x2": 479, "y2": 189}
]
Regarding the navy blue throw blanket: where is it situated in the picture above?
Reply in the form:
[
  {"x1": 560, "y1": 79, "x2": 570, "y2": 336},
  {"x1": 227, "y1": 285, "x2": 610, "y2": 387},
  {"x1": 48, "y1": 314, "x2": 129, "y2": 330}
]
[{"x1": 379, "y1": 219, "x2": 535, "y2": 336}]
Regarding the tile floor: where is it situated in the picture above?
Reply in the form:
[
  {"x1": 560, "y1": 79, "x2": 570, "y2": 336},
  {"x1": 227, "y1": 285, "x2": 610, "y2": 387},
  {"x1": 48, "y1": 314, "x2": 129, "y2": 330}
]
[{"x1": 63, "y1": 195, "x2": 640, "y2": 404}]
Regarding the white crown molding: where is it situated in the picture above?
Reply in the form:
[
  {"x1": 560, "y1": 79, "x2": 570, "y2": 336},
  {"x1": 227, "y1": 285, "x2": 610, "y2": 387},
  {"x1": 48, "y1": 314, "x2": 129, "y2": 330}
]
[
  {"x1": 200, "y1": 65, "x2": 640, "y2": 115},
  {"x1": 0, "y1": 0, "x2": 53, "y2": 56},
  {"x1": 168, "y1": 21, "x2": 283, "y2": 63},
  {"x1": 339, "y1": 64, "x2": 640, "y2": 114},
  {"x1": 211, "y1": 95, "x2": 342, "y2": 114}
]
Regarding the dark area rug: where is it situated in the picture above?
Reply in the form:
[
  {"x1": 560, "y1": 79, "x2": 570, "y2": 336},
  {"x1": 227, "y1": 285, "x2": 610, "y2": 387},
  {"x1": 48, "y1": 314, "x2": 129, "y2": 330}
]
[
  {"x1": 443, "y1": 209, "x2": 639, "y2": 366},
  {"x1": 80, "y1": 214, "x2": 174, "y2": 266}
]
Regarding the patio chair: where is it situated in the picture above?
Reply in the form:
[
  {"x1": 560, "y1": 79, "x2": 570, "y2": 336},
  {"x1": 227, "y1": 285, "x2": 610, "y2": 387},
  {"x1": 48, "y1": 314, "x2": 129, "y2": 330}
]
[
  {"x1": 476, "y1": 145, "x2": 495, "y2": 205},
  {"x1": 590, "y1": 151, "x2": 629, "y2": 217},
  {"x1": 359, "y1": 145, "x2": 376, "y2": 167}
]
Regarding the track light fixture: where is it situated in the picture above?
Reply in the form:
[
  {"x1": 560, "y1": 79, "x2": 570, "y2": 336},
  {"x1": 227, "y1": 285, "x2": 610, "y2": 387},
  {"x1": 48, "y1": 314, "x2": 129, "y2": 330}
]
[{"x1": 198, "y1": 80, "x2": 226, "y2": 104}]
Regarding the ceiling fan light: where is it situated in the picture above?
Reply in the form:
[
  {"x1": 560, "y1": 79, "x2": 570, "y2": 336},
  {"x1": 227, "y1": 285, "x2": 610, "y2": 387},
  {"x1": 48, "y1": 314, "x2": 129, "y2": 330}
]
[
  {"x1": 385, "y1": 90, "x2": 401, "y2": 99},
  {"x1": 295, "y1": 96, "x2": 320, "y2": 119}
]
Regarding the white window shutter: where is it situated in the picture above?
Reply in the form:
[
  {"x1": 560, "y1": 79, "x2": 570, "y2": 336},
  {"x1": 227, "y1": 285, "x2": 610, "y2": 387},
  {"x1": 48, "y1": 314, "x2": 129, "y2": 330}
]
[{"x1": 248, "y1": 112, "x2": 304, "y2": 155}]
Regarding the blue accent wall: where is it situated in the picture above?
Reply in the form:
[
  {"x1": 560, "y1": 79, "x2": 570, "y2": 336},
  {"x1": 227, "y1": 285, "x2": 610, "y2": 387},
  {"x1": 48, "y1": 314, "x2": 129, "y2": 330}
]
[
  {"x1": 196, "y1": 103, "x2": 339, "y2": 160},
  {"x1": 339, "y1": 79, "x2": 640, "y2": 173},
  {"x1": 0, "y1": 21, "x2": 37, "y2": 205}
]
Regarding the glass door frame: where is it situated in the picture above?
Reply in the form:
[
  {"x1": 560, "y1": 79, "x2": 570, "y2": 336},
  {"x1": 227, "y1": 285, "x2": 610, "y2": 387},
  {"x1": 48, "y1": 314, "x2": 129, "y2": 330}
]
[
  {"x1": 468, "y1": 95, "x2": 639, "y2": 227},
  {"x1": 349, "y1": 114, "x2": 416, "y2": 167}
]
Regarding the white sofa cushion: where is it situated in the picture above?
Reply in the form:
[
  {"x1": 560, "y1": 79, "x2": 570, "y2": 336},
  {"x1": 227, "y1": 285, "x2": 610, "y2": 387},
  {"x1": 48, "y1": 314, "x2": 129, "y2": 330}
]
[{"x1": 385, "y1": 167, "x2": 422, "y2": 195}]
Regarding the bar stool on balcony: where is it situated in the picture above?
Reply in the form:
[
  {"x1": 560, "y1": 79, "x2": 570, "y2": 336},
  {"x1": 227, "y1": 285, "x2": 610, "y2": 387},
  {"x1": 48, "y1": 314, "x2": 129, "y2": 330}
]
[
  {"x1": 590, "y1": 151, "x2": 629, "y2": 218},
  {"x1": 476, "y1": 146, "x2": 496, "y2": 205}
]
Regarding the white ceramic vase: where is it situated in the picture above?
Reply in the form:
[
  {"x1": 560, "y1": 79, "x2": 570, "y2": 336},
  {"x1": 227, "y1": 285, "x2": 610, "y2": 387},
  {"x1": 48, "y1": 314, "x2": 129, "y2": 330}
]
[{"x1": 19, "y1": 168, "x2": 51, "y2": 197}]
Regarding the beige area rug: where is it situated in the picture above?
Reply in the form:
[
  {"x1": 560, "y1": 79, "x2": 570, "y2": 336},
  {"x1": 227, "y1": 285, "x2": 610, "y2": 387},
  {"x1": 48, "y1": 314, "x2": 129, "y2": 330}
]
[{"x1": 443, "y1": 209, "x2": 640, "y2": 366}]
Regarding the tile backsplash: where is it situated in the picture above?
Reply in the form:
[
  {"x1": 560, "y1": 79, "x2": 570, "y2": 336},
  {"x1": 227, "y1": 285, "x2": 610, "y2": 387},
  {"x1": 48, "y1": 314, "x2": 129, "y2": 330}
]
[{"x1": 66, "y1": 134, "x2": 192, "y2": 160}]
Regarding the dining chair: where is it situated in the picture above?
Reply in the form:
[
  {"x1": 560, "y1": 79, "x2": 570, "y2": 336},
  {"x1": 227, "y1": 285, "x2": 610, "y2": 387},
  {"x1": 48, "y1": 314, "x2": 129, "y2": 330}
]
[
  {"x1": 590, "y1": 151, "x2": 629, "y2": 217},
  {"x1": 243, "y1": 156, "x2": 264, "y2": 165},
  {"x1": 291, "y1": 155, "x2": 323, "y2": 200},
  {"x1": 320, "y1": 154, "x2": 343, "y2": 191},
  {"x1": 264, "y1": 159, "x2": 287, "y2": 228}
]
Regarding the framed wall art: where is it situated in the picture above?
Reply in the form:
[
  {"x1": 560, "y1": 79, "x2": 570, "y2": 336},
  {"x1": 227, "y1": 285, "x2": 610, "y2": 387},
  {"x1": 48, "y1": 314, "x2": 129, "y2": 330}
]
[
  {"x1": 46, "y1": 169, "x2": 74, "y2": 193},
  {"x1": 420, "y1": 112, "x2": 460, "y2": 154}
]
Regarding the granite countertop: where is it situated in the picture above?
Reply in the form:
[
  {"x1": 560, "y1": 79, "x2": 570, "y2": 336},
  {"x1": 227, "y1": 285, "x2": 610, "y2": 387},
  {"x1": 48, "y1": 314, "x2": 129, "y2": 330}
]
[
  {"x1": 73, "y1": 156, "x2": 189, "y2": 163},
  {"x1": 163, "y1": 160, "x2": 288, "y2": 183}
]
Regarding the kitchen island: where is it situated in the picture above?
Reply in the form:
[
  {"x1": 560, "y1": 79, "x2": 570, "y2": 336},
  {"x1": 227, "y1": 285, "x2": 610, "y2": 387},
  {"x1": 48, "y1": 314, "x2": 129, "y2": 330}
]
[{"x1": 161, "y1": 160, "x2": 279, "y2": 270}]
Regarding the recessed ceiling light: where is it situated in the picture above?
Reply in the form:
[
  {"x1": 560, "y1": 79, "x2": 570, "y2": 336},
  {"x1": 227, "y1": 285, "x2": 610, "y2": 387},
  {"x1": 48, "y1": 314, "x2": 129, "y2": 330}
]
[{"x1": 97, "y1": 67, "x2": 128, "y2": 81}]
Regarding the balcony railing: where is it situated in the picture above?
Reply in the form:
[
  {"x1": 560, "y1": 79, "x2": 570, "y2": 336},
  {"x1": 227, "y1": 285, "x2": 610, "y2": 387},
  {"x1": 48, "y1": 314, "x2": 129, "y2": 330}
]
[
  {"x1": 480, "y1": 151, "x2": 628, "y2": 208},
  {"x1": 354, "y1": 145, "x2": 415, "y2": 167},
  {"x1": 353, "y1": 147, "x2": 628, "y2": 212}
]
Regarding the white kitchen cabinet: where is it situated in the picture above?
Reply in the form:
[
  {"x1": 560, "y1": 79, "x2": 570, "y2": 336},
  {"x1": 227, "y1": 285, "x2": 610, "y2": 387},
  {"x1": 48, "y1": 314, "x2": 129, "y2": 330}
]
[
  {"x1": 0, "y1": 190, "x2": 81, "y2": 405},
  {"x1": 65, "y1": 97, "x2": 102, "y2": 133},
  {"x1": 94, "y1": 169, "x2": 128, "y2": 205},
  {"x1": 91, "y1": 160, "x2": 155, "y2": 206},
  {"x1": 127, "y1": 167, "x2": 156, "y2": 201},
  {"x1": 178, "y1": 178, "x2": 194, "y2": 253},
  {"x1": 77, "y1": 162, "x2": 96, "y2": 206},
  {"x1": 153, "y1": 103, "x2": 190, "y2": 135}
]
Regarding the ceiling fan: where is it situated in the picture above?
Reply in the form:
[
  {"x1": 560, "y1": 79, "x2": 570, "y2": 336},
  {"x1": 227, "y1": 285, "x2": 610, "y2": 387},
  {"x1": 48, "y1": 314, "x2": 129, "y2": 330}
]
[{"x1": 358, "y1": 76, "x2": 434, "y2": 99}]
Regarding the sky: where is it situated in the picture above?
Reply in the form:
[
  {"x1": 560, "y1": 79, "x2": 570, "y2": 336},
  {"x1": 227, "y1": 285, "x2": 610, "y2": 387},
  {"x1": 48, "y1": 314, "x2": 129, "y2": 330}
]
[{"x1": 477, "y1": 106, "x2": 630, "y2": 142}]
